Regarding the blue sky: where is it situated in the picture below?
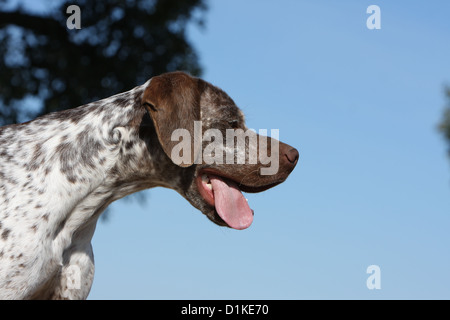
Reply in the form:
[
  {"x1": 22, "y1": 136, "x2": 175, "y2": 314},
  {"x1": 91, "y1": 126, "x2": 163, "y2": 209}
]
[
  {"x1": 87, "y1": 0, "x2": 450, "y2": 299},
  {"x1": 9, "y1": 0, "x2": 450, "y2": 299}
]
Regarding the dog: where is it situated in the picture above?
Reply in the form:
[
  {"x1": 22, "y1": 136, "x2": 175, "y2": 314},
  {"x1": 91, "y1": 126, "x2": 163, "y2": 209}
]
[{"x1": 0, "y1": 71, "x2": 298, "y2": 299}]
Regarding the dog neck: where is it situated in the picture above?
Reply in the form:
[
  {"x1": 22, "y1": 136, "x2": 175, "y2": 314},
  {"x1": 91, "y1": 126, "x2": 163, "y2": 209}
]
[{"x1": 0, "y1": 81, "x2": 164, "y2": 268}]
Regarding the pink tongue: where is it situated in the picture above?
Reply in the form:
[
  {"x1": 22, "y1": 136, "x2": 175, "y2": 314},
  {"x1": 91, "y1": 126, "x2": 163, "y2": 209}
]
[{"x1": 210, "y1": 176, "x2": 253, "y2": 230}]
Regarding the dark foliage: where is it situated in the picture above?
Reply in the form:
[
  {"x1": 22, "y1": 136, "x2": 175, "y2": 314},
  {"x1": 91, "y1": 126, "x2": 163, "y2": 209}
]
[
  {"x1": 439, "y1": 87, "x2": 450, "y2": 158},
  {"x1": 0, "y1": 0, "x2": 206, "y2": 125}
]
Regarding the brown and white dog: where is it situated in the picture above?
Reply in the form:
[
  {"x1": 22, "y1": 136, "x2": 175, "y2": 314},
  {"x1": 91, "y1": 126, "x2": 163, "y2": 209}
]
[{"x1": 0, "y1": 72, "x2": 298, "y2": 299}]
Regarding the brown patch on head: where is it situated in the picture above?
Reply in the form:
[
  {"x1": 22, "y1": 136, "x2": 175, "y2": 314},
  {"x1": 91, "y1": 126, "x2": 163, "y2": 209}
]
[
  {"x1": 142, "y1": 72, "x2": 203, "y2": 167},
  {"x1": 199, "y1": 82, "x2": 244, "y2": 131}
]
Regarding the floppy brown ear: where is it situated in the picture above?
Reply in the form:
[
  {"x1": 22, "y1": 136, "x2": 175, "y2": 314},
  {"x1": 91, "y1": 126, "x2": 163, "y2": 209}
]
[{"x1": 142, "y1": 72, "x2": 201, "y2": 167}]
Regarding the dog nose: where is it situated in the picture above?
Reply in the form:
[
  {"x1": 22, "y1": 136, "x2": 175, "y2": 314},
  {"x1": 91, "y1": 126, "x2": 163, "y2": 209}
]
[{"x1": 285, "y1": 148, "x2": 299, "y2": 165}]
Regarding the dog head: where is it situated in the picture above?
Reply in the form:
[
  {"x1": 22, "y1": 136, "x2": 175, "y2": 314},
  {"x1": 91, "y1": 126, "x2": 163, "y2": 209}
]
[{"x1": 141, "y1": 71, "x2": 298, "y2": 229}]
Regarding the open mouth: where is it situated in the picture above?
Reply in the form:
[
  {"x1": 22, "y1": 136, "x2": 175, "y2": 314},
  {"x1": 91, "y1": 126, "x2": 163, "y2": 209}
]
[
  {"x1": 196, "y1": 172, "x2": 253, "y2": 230},
  {"x1": 195, "y1": 170, "x2": 284, "y2": 230}
]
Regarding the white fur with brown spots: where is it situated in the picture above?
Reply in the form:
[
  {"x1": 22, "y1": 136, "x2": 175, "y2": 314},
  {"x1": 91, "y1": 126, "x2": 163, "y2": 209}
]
[{"x1": 0, "y1": 72, "x2": 298, "y2": 299}]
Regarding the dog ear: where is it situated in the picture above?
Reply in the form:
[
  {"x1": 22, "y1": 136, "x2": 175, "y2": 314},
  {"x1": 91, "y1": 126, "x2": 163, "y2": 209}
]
[{"x1": 142, "y1": 72, "x2": 202, "y2": 167}]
